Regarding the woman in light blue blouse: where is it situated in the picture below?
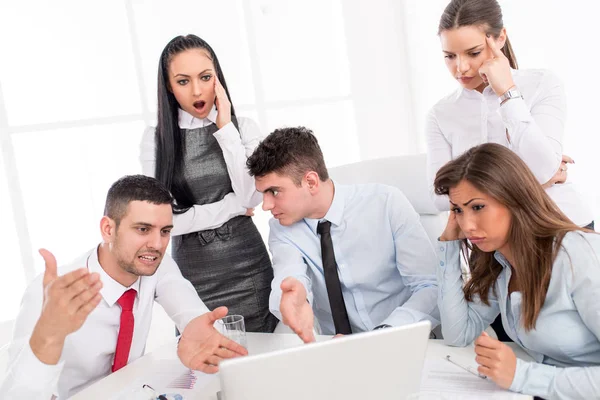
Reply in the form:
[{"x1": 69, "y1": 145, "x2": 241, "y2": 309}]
[{"x1": 433, "y1": 143, "x2": 599, "y2": 399}]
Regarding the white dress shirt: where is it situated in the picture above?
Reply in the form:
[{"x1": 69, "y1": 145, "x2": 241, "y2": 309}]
[
  {"x1": 426, "y1": 68, "x2": 593, "y2": 226},
  {"x1": 140, "y1": 107, "x2": 265, "y2": 236},
  {"x1": 0, "y1": 246, "x2": 208, "y2": 399},
  {"x1": 268, "y1": 183, "x2": 440, "y2": 334}
]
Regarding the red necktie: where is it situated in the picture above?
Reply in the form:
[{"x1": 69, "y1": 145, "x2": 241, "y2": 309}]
[{"x1": 112, "y1": 289, "x2": 136, "y2": 372}]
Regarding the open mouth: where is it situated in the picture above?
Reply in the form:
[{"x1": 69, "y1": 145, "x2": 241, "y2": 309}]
[{"x1": 193, "y1": 100, "x2": 206, "y2": 111}]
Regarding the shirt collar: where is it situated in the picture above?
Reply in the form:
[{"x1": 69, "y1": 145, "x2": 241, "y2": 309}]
[
  {"x1": 304, "y1": 181, "x2": 347, "y2": 235},
  {"x1": 455, "y1": 84, "x2": 495, "y2": 101},
  {"x1": 88, "y1": 246, "x2": 140, "y2": 307},
  {"x1": 178, "y1": 106, "x2": 218, "y2": 129},
  {"x1": 493, "y1": 250, "x2": 512, "y2": 269}
]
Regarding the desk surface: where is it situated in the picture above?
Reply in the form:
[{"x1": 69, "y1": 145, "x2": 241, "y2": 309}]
[{"x1": 72, "y1": 333, "x2": 532, "y2": 400}]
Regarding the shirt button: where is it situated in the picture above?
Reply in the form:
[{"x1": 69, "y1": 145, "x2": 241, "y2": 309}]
[
  {"x1": 440, "y1": 261, "x2": 445, "y2": 266},
  {"x1": 440, "y1": 246, "x2": 445, "y2": 252}
]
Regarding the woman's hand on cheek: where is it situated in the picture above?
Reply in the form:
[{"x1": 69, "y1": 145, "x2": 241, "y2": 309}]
[
  {"x1": 214, "y1": 76, "x2": 232, "y2": 129},
  {"x1": 440, "y1": 212, "x2": 465, "y2": 242}
]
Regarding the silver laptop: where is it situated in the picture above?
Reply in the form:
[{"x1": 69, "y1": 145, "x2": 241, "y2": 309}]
[{"x1": 218, "y1": 320, "x2": 431, "y2": 400}]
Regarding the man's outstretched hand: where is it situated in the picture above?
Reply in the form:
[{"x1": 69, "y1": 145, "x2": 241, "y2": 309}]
[{"x1": 177, "y1": 306, "x2": 248, "y2": 373}]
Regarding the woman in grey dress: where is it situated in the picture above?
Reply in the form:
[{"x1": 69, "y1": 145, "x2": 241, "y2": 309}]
[{"x1": 140, "y1": 34, "x2": 277, "y2": 332}]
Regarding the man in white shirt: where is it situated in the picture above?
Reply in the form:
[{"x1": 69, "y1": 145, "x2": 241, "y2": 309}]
[
  {"x1": 246, "y1": 127, "x2": 439, "y2": 343},
  {"x1": 0, "y1": 175, "x2": 247, "y2": 399}
]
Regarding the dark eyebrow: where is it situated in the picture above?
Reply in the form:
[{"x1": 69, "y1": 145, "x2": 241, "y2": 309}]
[
  {"x1": 463, "y1": 198, "x2": 484, "y2": 206},
  {"x1": 449, "y1": 198, "x2": 485, "y2": 207},
  {"x1": 443, "y1": 44, "x2": 484, "y2": 54},
  {"x1": 173, "y1": 69, "x2": 213, "y2": 78},
  {"x1": 132, "y1": 222, "x2": 174, "y2": 230},
  {"x1": 259, "y1": 186, "x2": 282, "y2": 194},
  {"x1": 133, "y1": 222, "x2": 154, "y2": 227}
]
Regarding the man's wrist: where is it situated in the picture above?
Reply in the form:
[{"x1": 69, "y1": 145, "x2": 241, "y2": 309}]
[
  {"x1": 31, "y1": 322, "x2": 66, "y2": 347},
  {"x1": 29, "y1": 327, "x2": 66, "y2": 365}
]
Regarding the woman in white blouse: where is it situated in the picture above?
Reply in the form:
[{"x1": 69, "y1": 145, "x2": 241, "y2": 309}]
[
  {"x1": 140, "y1": 34, "x2": 277, "y2": 332},
  {"x1": 426, "y1": 0, "x2": 593, "y2": 230}
]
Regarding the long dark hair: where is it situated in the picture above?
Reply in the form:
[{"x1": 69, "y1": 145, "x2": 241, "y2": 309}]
[
  {"x1": 438, "y1": 0, "x2": 518, "y2": 69},
  {"x1": 154, "y1": 34, "x2": 236, "y2": 212},
  {"x1": 434, "y1": 144, "x2": 586, "y2": 331}
]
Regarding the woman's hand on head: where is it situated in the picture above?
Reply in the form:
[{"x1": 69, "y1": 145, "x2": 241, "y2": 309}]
[
  {"x1": 214, "y1": 76, "x2": 232, "y2": 129},
  {"x1": 478, "y1": 35, "x2": 515, "y2": 97},
  {"x1": 439, "y1": 212, "x2": 465, "y2": 242}
]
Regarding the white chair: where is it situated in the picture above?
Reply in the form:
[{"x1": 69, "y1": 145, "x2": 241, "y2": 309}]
[
  {"x1": 328, "y1": 154, "x2": 448, "y2": 339},
  {"x1": 328, "y1": 153, "x2": 447, "y2": 245}
]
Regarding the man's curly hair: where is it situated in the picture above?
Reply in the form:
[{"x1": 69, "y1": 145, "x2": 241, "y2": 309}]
[{"x1": 246, "y1": 126, "x2": 329, "y2": 186}]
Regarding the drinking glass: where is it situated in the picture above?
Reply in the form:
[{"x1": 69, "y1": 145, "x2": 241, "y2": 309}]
[{"x1": 217, "y1": 314, "x2": 247, "y2": 349}]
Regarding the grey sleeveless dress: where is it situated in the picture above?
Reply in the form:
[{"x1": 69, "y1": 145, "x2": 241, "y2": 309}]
[{"x1": 171, "y1": 118, "x2": 277, "y2": 332}]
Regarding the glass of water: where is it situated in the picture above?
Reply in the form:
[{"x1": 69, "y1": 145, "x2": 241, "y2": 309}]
[{"x1": 217, "y1": 314, "x2": 247, "y2": 349}]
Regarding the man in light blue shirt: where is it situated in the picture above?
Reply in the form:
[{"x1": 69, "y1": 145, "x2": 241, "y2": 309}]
[{"x1": 246, "y1": 126, "x2": 439, "y2": 342}]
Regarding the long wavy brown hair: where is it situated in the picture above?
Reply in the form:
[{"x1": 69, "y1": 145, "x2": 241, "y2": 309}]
[{"x1": 434, "y1": 143, "x2": 586, "y2": 330}]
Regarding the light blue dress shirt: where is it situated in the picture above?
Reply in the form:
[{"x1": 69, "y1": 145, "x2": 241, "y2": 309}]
[
  {"x1": 437, "y1": 231, "x2": 600, "y2": 399},
  {"x1": 268, "y1": 182, "x2": 440, "y2": 335}
]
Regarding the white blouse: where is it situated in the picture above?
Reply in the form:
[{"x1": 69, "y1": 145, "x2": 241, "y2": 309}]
[
  {"x1": 140, "y1": 107, "x2": 265, "y2": 236},
  {"x1": 426, "y1": 69, "x2": 593, "y2": 226}
]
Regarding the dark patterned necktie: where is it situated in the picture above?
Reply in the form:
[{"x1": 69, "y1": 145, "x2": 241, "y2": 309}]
[{"x1": 317, "y1": 220, "x2": 352, "y2": 334}]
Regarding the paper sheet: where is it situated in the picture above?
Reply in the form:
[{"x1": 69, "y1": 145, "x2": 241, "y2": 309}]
[
  {"x1": 418, "y1": 359, "x2": 525, "y2": 399},
  {"x1": 109, "y1": 360, "x2": 219, "y2": 400}
]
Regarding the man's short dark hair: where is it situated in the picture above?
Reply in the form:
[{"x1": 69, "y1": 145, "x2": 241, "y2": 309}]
[
  {"x1": 246, "y1": 126, "x2": 329, "y2": 185},
  {"x1": 104, "y1": 175, "x2": 174, "y2": 227}
]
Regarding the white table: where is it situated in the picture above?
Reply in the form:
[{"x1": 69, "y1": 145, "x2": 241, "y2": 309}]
[{"x1": 72, "y1": 333, "x2": 533, "y2": 400}]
